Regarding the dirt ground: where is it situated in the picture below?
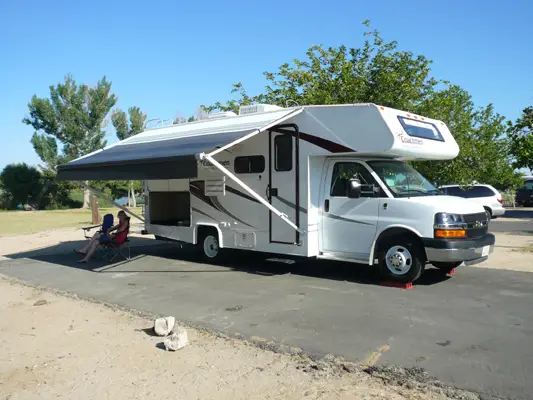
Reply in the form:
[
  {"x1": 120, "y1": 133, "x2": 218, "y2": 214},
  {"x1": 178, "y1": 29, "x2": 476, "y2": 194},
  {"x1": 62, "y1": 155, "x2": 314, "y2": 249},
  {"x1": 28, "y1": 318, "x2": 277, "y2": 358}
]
[
  {"x1": 0, "y1": 276, "x2": 473, "y2": 400},
  {"x1": 474, "y1": 231, "x2": 533, "y2": 272},
  {"x1": 0, "y1": 226, "x2": 530, "y2": 399}
]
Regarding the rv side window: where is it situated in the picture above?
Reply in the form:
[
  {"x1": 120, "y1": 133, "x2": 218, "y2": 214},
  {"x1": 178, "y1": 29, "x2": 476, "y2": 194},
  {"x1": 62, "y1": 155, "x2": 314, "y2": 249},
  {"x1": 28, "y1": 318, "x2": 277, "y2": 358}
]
[
  {"x1": 330, "y1": 162, "x2": 376, "y2": 198},
  {"x1": 397, "y1": 116, "x2": 444, "y2": 142},
  {"x1": 234, "y1": 155, "x2": 265, "y2": 174},
  {"x1": 274, "y1": 135, "x2": 293, "y2": 171}
]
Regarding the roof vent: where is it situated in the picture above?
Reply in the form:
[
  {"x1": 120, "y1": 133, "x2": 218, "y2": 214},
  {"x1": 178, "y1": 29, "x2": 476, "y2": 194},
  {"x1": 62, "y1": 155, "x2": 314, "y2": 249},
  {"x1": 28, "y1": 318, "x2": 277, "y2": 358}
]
[
  {"x1": 238, "y1": 104, "x2": 284, "y2": 115},
  {"x1": 207, "y1": 111, "x2": 237, "y2": 119}
]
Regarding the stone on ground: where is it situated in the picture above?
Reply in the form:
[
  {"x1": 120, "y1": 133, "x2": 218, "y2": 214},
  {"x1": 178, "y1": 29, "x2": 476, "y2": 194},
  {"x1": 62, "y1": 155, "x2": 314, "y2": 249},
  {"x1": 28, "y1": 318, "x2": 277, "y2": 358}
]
[
  {"x1": 153, "y1": 316, "x2": 175, "y2": 336},
  {"x1": 164, "y1": 327, "x2": 189, "y2": 351}
]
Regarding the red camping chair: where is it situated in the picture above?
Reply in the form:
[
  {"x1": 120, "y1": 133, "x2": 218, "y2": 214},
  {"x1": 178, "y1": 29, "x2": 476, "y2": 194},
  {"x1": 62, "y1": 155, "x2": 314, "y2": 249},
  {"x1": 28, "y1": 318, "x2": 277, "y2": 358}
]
[{"x1": 99, "y1": 228, "x2": 131, "y2": 262}]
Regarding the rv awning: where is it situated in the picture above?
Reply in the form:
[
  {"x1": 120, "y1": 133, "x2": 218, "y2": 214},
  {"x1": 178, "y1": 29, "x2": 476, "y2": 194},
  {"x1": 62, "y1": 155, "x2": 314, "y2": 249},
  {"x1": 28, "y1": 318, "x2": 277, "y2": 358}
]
[{"x1": 56, "y1": 108, "x2": 301, "y2": 181}]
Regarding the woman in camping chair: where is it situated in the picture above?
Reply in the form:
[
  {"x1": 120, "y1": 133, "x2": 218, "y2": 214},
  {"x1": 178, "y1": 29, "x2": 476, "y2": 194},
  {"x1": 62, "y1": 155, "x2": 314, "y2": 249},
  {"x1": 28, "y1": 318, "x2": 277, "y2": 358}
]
[{"x1": 75, "y1": 211, "x2": 130, "y2": 263}]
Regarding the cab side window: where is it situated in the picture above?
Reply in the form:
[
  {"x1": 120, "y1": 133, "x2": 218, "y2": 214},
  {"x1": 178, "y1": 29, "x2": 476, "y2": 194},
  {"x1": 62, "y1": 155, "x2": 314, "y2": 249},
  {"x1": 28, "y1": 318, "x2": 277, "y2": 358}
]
[{"x1": 330, "y1": 162, "x2": 381, "y2": 197}]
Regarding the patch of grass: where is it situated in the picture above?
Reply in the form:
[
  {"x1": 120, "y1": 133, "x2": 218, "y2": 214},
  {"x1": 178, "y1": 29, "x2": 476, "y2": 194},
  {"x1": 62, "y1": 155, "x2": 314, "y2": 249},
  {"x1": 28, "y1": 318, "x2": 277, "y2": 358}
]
[
  {"x1": 69, "y1": 189, "x2": 115, "y2": 208},
  {"x1": 514, "y1": 245, "x2": 533, "y2": 253},
  {"x1": 0, "y1": 207, "x2": 143, "y2": 237}
]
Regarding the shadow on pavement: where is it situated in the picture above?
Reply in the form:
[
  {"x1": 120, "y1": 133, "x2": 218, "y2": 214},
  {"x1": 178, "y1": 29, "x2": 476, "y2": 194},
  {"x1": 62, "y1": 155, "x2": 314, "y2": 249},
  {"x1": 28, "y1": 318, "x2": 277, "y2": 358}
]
[
  {"x1": 500, "y1": 208, "x2": 533, "y2": 219},
  {"x1": 4, "y1": 238, "x2": 452, "y2": 287}
]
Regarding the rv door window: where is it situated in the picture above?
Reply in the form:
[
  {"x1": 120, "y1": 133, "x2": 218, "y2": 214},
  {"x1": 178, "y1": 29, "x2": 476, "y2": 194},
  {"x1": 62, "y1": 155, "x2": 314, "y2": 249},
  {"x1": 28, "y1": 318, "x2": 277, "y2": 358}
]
[
  {"x1": 274, "y1": 135, "x2": 293, "y2": 171},
  {"x1": 330, "y1": 162, "x2": 376, "y2": 198},
  {"x1": 234, "y1": 155, "x2": 265, "y2": 174}
]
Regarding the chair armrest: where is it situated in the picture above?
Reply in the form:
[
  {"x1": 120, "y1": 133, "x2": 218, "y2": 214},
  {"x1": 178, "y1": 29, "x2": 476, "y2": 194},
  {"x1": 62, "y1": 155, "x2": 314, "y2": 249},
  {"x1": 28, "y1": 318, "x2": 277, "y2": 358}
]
[{"x1": 82, "y1": 224, "x2": 101, "y2": 231}]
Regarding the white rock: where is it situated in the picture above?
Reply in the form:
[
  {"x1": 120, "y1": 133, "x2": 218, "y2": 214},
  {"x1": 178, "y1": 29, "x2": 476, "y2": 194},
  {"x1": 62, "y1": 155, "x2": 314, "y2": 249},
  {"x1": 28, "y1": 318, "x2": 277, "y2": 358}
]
[
  {"x1": 153, "y1": 316, "x2": 175, "y2": 336},
  {"x1": 164, "y1": 327, "x2": 189, "y2": 351}
]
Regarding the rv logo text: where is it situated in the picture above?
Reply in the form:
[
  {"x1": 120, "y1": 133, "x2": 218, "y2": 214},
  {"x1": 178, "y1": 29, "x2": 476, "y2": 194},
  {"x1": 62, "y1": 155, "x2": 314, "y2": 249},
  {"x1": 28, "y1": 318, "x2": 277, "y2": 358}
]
[
  {"x1": 397, "y1": 133, "x2": 423, "y2": 146},
  {"x1": 198, "y1": 159, "x2": 230, "y2": 169}
]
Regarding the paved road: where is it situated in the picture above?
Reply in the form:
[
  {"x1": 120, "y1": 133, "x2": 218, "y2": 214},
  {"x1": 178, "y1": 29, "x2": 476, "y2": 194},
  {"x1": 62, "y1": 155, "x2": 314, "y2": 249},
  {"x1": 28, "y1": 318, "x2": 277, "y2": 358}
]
[
  {"x1": 2, "y1": 244, "x2": 533, "y2": 400},
  {"x1": 490, "y1": 208, "x2": 532, "y2": 235}
]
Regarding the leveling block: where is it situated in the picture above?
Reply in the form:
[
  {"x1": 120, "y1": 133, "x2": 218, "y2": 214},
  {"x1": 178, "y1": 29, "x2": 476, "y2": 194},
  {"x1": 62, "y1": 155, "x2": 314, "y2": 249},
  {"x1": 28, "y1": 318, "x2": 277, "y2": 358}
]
[{"x1": 379, "y1": 281, "x2": 413, "y2": 289}]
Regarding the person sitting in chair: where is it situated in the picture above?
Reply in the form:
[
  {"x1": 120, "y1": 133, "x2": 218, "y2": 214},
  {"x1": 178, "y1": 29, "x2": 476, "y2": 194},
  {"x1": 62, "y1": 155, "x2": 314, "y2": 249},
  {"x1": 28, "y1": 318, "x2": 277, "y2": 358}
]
[{"x1": 75, "y1": 211, "x2": 130, "y2": 263}]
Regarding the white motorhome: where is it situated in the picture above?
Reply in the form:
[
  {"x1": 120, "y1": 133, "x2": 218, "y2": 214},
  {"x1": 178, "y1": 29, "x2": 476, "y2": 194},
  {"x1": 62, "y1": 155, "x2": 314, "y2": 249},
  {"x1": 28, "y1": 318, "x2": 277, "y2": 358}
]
[{"x1": 58, "y1": 103, "x2": 495, "y2": 283}]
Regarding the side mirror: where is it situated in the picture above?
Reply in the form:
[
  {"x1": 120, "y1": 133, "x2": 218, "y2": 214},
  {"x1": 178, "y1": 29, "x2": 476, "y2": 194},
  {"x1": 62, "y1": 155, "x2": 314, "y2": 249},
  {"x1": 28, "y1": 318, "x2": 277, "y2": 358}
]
[{"x1": 347, "y1": 178, "x2": 362, "y2": 198}]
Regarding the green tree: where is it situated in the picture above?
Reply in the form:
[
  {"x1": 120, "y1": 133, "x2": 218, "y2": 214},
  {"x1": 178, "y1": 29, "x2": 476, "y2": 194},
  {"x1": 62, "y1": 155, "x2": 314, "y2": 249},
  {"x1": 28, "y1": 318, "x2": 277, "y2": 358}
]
[
  {"x1": 111, "y1": 106, "x2": 147, "y2": 207},
  {"x1": 0, "y1": 163, "x2": 42, "y2": 209},
  {"x1": 111, "y1": 106, "x2": 147, "y2": 140},
  {"x1": 414, "y1": 86, "x2": 519, "y2": 186},
  {"x1": 206, "y1": 21, "x2": 517, "y2": 187},
  {"x1": 205, "y1": 21, "x2": 437, "y2": 113},
  {"x1": 508, "y1": 106, "x2": 533, "y2": 172},
  {"x1": 23, "y1": 74, "x2": 117, "y2": 208}
]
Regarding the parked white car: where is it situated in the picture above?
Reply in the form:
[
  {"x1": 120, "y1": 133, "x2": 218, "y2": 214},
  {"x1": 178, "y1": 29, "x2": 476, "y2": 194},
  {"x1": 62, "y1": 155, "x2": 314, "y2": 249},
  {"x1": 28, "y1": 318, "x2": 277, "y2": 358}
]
[{"x1": 439, "y1": 184, "x2": 505, "y2": 220}]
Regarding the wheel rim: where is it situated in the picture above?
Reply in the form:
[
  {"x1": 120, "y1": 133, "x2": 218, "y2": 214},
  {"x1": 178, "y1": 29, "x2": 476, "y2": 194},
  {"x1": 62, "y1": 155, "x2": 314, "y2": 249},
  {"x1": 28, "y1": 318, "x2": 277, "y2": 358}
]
[
  {"x1": 203, "y1": 236, "x2": 219, "y2": 259},
  {"x1": 385, "y1": 245, "x2": 412, "y2": 275},
  {"x1": 485, "y1": 210, "x2": 491, "y2": 221}
]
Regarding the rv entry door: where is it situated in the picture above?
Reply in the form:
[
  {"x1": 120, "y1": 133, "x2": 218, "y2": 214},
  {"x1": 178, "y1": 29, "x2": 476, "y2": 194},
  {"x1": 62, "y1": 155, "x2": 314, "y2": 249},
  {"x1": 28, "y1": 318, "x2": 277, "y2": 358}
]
[{"x1": 268, "y1": 131, "x2": 299, "y2": 244}]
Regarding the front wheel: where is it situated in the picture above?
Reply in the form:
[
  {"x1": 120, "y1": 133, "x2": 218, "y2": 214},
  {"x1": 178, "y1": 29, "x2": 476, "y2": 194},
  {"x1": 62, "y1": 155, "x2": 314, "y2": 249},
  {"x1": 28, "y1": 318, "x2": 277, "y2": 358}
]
[
  {"x1": 378, "y1": 238, "x2": 424, "y2": 283},
  {"x1": 198, "y1": 230, "x2": 226, "y2": 263},
  {"x1": 432, "y1": 261, "x2": 462, "y2": 274}
]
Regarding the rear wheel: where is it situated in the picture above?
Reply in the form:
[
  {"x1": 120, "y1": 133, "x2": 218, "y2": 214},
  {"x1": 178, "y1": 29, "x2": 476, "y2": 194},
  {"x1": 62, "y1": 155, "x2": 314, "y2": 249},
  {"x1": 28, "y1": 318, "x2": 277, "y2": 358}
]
[
  {"x1": 378, "y1": 237, "x2": 424, "y2": 283},
  {"x1": 432, "y1": 261, "x2": 462, "y2": 274},
  {"x1": 484, "y1": 207, "x2": 492, "y2": 222}
]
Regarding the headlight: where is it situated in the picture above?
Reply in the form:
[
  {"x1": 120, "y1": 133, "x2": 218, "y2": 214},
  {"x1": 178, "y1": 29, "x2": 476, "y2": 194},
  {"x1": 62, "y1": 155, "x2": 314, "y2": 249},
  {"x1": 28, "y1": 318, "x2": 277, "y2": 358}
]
[
  {"x1": 434, "y1": 213, "x2": 467, "y2": 236},
  {"x1": 434, "y1": 212, "x2": 463, "y2": 225}
]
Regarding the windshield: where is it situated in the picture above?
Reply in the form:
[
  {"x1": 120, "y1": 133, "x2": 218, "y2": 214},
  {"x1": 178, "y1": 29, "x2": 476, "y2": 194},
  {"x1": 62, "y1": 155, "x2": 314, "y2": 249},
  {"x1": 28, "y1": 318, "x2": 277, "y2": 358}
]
[{"x1": 367, "y1": 160, "x2": 439, "y2": 198}]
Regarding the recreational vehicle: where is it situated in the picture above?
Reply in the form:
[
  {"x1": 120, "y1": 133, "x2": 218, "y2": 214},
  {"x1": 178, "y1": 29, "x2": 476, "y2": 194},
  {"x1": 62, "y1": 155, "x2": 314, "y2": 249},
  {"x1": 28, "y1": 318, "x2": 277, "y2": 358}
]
[{"x1": 57, "y1": 103, "x2": 495, "y2": 283}]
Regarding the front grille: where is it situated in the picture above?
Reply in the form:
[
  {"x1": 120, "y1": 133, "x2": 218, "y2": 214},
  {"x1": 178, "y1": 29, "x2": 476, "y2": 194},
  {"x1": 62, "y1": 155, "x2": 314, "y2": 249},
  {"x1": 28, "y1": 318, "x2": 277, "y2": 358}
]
[
  {"x1": 463, "y1": 212, "x2": 487, "y2": 223},
  {"x1": 463, "y1": 212, "x2": 488, "y2": 239}
]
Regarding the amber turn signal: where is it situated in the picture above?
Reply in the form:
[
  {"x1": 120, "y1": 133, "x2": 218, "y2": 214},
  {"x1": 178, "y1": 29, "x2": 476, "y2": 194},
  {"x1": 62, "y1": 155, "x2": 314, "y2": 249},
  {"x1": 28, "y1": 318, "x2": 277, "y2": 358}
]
[{"x1": 435, "y1": 229, "x2": 466, "y2": 238}]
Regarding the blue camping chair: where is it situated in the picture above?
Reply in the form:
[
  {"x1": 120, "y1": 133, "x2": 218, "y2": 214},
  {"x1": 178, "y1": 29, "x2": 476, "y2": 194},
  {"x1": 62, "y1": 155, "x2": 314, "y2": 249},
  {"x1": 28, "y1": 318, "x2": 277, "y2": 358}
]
[{"x1": 82, "y1": 214, "x2": 114, "y2": 239}]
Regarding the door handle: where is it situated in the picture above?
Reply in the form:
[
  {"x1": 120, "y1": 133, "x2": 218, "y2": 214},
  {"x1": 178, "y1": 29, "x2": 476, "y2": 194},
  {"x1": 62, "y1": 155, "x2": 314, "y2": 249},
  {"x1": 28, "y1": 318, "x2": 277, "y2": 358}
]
[{"x1": 324, "y1": 199, "x2": 330, "y2": 212}]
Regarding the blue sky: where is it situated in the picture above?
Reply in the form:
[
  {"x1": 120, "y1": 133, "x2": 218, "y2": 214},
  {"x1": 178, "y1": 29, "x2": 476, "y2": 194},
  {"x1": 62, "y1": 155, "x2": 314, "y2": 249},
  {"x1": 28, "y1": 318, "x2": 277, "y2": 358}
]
[{"x1": 1, "y1": 0, "x2": 532, "y2": 169}]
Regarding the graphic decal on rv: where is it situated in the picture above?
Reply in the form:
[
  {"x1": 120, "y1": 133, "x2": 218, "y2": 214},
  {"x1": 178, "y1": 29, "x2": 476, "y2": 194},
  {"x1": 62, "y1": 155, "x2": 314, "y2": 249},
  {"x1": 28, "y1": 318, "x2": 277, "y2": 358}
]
[
  {"x1": 273, "y1": 195, "x2": 308, "y2": 214},
  {"x1": 276, "y1": 129, "x2": 354, "y2": 153},
  {"x1": 396, "y1": 133, "x2": 423, "y2": 146},
  {"x1": 191, "y1": 207, "x2": 217, "y2": 221},
  {"x1": 322, "y1": 212, "x2": 374, "y2": 226},
  {"x1": 190, "y1": 181, "x2": 256, "y2": 229},
  {"x1": 226, "y1": 185, "x2": 308, "y2": 214},
  {"x1": 198, "y1": 159, "x2": 230, "y2": 171},
  {"x1": 298, "y1": 131, "x2": 354, "y2": 153},
  {"x1": 225, "y1": 185, "x2": 261, "y2": 204}
]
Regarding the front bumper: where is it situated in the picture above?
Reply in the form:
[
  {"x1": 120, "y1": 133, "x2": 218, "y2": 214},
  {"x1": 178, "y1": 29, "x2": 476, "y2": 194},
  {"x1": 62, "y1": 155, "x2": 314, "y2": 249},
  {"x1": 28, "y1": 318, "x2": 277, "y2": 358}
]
[{"x1": 423, "y1": 234, "x2": 495, "y2": 264}]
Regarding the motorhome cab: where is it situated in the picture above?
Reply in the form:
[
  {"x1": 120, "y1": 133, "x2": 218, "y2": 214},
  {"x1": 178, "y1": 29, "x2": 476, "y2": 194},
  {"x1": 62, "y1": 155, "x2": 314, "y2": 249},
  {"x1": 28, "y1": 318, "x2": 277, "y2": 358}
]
[{"x1": 57, "y1": 103, "x2": 495, "y2": 283}]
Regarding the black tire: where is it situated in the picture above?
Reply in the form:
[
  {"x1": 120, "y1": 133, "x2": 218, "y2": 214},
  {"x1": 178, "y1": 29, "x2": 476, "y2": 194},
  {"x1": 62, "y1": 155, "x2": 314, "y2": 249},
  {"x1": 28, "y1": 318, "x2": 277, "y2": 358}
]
[
  {"x1": 378, "y1": 237, "x2": 424, "y2": 283},
  {"x1": 484, "y1": 208, "x2": 492, "y2": 222},
  {"x1": 198, "y1": 228, "x2": 225, "y2": 263},
  {"x1": 432, "y1": 261, "x2": 462, "y2": 274}
]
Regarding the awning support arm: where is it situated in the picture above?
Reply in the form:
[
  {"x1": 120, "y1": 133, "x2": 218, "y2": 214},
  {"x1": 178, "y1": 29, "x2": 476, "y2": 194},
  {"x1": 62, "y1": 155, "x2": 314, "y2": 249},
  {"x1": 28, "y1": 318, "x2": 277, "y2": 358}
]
[
  {"x1": 200, "y1": 153, "x2": 304, "y2": 234},
  {"x1": 79, "y1": 182, "x2": 145, "y2": 223}
]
